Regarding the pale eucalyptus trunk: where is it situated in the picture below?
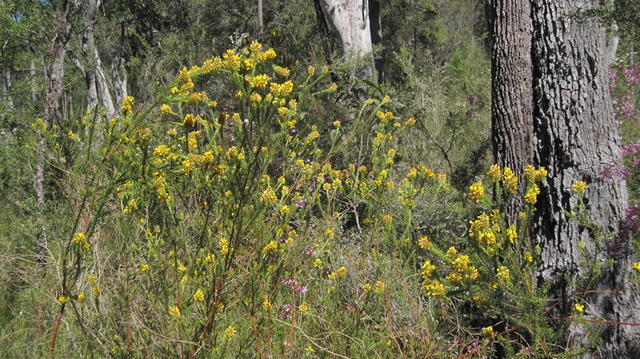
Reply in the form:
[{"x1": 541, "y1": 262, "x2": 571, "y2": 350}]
[
  {"x1": 257, "y1": 0, "x2": 264, "y2": 36},
  {"x1": 81, "y1": 0, "x2": 116, "y2": 119},
  {"x1": 319, "y1": 0, "x2": 375, "y2": 79},
  {"x1": 531, "y1": 0, "x2": 640, "y2": 356}
]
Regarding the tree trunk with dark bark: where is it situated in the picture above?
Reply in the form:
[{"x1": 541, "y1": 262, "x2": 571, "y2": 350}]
[
  {"x1": 490, "y1": 0, "x2": 534, "y2": 222},
  {"x1": 531, "y1": 0, "x2": 640, "y2": 356}
]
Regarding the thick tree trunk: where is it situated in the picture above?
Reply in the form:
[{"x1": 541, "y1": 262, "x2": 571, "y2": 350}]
[
  {"x1": 490, "y1": 0, "x2": 534, "y2": 221},
  {"x1": 82, "y1": 0, "x2": 116, "y2": 119},
  {"x1": 319, "y1": 0, "x2": 375, "y2": 79},
  {"x1": 531, "y1": 0, "x2": 640, "y2": 356}
]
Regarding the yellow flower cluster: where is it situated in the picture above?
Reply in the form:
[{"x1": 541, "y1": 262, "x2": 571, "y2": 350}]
[
  {"x1": 572, "y1": 181, "x2": 587, "y2": 195},
  {"x1": 524, "y1": 165, "x2": 548, "y2": 182},
  {"x1": 262, "y1": 240, "x2": 279, "y2": 254},
  {"x1": 448, "y1": 254, "x2": 479, "y2": 283},
  {"x1": 468, "y1": 213, "x2": 499, "y2": 246},
  {"x1": 168, "y1": 305, "x2": 181, "y2": 318},
  {"x1": 262, "y1": 297, "x2": 272, "y2": 312},
  {"x1": 487, "y1": 164, "x2": 501, "y2": 181},
  {"x1": 273, "y1": 65, "x2": 290, "y2": 77},
  {"x1": 223, "y1": 50, "x2": 242, "y2": 70},
  {"x1": 468, "y1": 182, "x2": 485, "y2": 203},
  {"x1": 223, "y1": 325, "x2": 237, "y2": 339},
  {"x1": 121, "y1": 96, "x2": 135, "y2": 112},
  {"x1": 193, "y1": 289, "x2": 205, "y2": 302},
  {"x1": 506, "y1": 225, "x2": 517, "y2": 244},
  {"x1": 523, "y1": 184, "x2": 540, "y2": 204},
  {"x1": 73, "y1": 232, "x2": 91, "y2": 251},
  {"x1": 496, "y1": 266, "x2": 510, "y2": 282},
  {"x1": 502, "y1": 167, "x2": 518, "y2": 194},
  {"x1": 270, "y1": 81, "x2": 294, "y2": 97},
  {"x1": 376, "y1": 111, "x2": 394, "y2": 124},
  {"x1": 423, "y1": 280, "x2": 446, "y2": 297},
  {"x1": 417, "y1": 236, "x2": 432, "y2": 249},
  {"x1": 246, "y1": 74, "x2": 270, "y2": 88}
]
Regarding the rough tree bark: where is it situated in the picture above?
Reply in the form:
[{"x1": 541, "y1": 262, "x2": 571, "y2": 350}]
[
  {"x1": 530, "y1": 0, "x2": 640, "y2": 356},
  {"x1": 319, "y1": 0, "x2": 375, "y2": 79},
  {"x1": 489, "y1": 0, "x2": 534, "y2": 222}
]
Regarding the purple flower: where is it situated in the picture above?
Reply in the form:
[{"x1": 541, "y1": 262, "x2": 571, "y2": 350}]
[
  {"x1": 295, "y1": 285, "x2": 308, "y2": 294},
  {"x1": 283, "y1": 278, "x2": 298, "y2": 287},
  {"x1": 279, "y1": 304, "x2": 295, "y2": 320}
]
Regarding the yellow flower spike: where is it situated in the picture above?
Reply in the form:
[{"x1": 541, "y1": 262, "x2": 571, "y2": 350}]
[
  {"x1": 405, "y1": 117, "x2": 416, "y2": 127},
  {"x1": 73, "y1": 232, "x2": 85, "y2": 244},
  {"x1": 481, "y1": 326, "x2": 495, "y2": 337},
  {"x1": 121, "y1": 96, "x2": 135, "y2": 112},
  {"x1": 87, "y1": 274, "x2": 97, "y2": 285},
  {"x1": 57, "y1": 295, "x2": 68, "y2": 304},
  {"x1": 468, "y1": 182, "x2": 485, "y2": 203},
  {"x1": 496, "y1": 266, "x2": 510, "y2": 282},
  {"x1": 250, "y1": 93, "x2": 262, "y2": 103},
  {"x1": 374, "y1": 281, "x2": 385, "y2": 295},
  {"x1": 575, "y1": 303, "x2": 585, "y2": 313},
  {"x1": 506, "y1": 225, "x2": 517, "y2": 244},
  {"x1": 420, "y1": 260, "x2": 437, "y2": 279},
  {"x1": 262, "y1": 240, "x2": 279, "y2": 254},
  {"x1": 139, "y1": 263, "x2": 150, "y2": 272},
  {"x1": 262, "y1": 297, "x2": 272, "y2": 312},
  {"x1": 77, "y1": 293, "x2": 86, "y2": 302},
  {"x1": 487, "y1": 164, "x2": 501, "y2": 181},
  {"x1": 422, "y1": 280, "x2": 445, "y2": 297},
  {"x1": 524, "y1": 184, "x2": 540, "y2": 204},
  {"x1": 273, "y1": 65, "x2": 290, "y2": 77},
  {"x1": 168, "y1": 305, "x2": 181, "y2": 318},
  {"x1": 524, "y1": 252, "x2": 534, "y2": 263},
  {"x1": 572, "y1": 181, "x2": 587, "y2": 196},
  {"x1": 446, "y1": 246, "x2": 458, "y2": 259},
  {"x1": 502, "y1": 167, "x2": 518, "y2": 194},
  {"x1": 193, "y1": 289, "x2": 205, "y2": 302},
  {"x1": 417, "y1": 236, "x2": 432, "y2": 249},
  {"x1": 633, "y1": 262, "x2": 640, "y2": 272},
  {"x1": 223, "y1": 326, "x2": 237, "y2": 339}
]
